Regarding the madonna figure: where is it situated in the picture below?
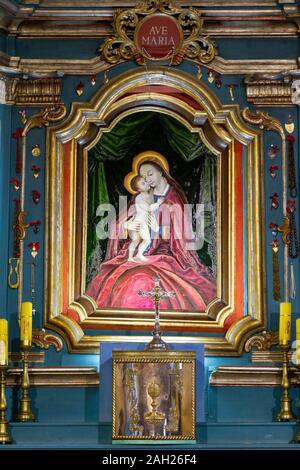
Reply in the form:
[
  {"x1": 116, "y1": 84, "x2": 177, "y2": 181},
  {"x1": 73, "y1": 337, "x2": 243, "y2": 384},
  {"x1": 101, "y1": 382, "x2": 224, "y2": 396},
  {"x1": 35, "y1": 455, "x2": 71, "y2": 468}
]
[{"x1": 87, "y1": 151, "x2": 216, "y2": 311}]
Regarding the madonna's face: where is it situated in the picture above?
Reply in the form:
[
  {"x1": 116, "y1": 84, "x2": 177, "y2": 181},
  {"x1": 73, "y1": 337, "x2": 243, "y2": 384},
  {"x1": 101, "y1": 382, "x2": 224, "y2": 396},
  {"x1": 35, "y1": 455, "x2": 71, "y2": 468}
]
[{"x1": 139, "y1": 163, "x2": 163, "y2": 188}]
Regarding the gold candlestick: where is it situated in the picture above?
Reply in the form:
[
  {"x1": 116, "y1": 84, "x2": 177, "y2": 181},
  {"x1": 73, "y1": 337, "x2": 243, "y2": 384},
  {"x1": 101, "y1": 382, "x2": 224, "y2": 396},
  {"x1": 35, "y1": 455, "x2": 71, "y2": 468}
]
[
  {"x1": 16, "y1": 343, "x2": 35, "y2": 421},
  {"x1": 0, "y1": 365, "x2": 13, "y2": 444},
  {"x1": 277, "y1": 343, "x2": 295, "y2": 421}
]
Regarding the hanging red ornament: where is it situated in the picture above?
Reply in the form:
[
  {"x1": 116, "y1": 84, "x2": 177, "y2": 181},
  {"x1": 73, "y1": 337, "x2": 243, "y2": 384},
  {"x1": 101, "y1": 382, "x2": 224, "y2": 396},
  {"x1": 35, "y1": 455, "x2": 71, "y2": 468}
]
[
  {"x1": 28, "y1": 242, "x2": 39, "y2": 258},
  {"x1": 12, "y1": 127, "x2": 23, "y2": 174},
  {"x1": 215, "y1": 73, "x2": 222, "y2": 88},
  {"x1": 32, "y1": 190, "x2": 41, "y2": 204},
  {"x1": 90, "y1": 75, "x2": 96, "y2": 86},
  {"x1": 270, "y1": 193, "x2": 279, "y2": 210},
  {"x1": 29, "y1": 220, "x2": 41, "y2": 234},
  {"x1": 267, "y1": 144, "x2": 279, "y2": 160},
  {"x1": 269, "y1": 165, "x2": 279, "y2": 178},
  {"x1": 269, "y1": 222, "x2": 278, "y2": 237},
  {"x1": 10, "y1": 178, "x2": 20, "y2": 191},
  {"x1": 76, "y1": 81, "x2": 84, "y2": 96},
  {"x1": 31, "y1": 165, "x2": 40, "y2": 179}
]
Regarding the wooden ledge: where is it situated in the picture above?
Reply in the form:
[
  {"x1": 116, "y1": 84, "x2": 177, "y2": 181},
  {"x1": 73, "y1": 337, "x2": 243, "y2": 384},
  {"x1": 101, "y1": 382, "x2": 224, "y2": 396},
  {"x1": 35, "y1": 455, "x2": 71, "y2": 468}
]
[
  {"x1": 6, "y1": 366, "x2": 99, "y2": 387},
  {"x1": 209, "y1": 365, "x2": 300, "y2": 387}
]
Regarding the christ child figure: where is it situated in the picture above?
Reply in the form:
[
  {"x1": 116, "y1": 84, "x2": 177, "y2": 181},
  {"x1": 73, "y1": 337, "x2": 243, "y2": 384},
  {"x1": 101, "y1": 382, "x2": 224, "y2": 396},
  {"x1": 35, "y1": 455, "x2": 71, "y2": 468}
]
[{"x1": 124, "y1": 175, "x2": 160, "y2": 262}]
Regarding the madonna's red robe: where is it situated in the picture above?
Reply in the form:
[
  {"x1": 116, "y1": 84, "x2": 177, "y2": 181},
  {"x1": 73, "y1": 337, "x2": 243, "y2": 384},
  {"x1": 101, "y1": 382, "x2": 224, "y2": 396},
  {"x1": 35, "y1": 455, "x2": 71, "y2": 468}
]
[{"x1": 87, "y1": 186, "x2": 216, "y2": 311}]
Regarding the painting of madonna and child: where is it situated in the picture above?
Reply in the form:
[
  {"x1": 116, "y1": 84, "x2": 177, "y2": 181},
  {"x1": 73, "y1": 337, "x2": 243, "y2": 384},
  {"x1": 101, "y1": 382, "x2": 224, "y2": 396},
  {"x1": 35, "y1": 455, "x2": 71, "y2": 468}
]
[{"x1": 86, "y1": 112, "x2": 217, "y2": 313}]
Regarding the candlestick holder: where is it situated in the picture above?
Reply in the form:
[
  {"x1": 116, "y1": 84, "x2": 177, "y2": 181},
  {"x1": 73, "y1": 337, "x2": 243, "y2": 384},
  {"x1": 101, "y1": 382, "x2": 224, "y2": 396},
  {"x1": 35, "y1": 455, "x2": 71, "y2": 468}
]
[
  {"x1": 277, "y1": 343, "x2": 296, "y2": 422},
  {"x1": 16, "y1": 343, "x2": 35, "y2": 421},
  {"x1": 0, "y1": 365, "x2": 13, "y2": 444}
]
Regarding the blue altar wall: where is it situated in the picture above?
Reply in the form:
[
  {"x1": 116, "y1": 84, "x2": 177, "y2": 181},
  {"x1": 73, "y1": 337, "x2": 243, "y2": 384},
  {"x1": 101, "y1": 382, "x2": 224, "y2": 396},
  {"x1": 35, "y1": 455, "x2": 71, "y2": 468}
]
[{"x1": 0, "y1": 31, "x2": 299, "y2": 439}]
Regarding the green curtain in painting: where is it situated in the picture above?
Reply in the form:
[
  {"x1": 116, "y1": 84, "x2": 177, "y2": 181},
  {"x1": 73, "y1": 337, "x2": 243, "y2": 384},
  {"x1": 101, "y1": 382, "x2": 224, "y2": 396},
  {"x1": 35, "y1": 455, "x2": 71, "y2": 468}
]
[{"x1": 87, "y1": 112, "x2": 216, "y2": 284}]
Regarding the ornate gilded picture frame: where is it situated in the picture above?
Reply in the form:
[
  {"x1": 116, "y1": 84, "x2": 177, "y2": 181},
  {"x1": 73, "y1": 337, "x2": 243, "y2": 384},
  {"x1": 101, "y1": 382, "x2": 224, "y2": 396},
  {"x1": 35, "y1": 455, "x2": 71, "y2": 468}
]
[
  {"x1": 112, "y1": 350, "x2": 196, "y2": 443},
  {"x1": 44, "y1": 66, "x2": 266, "y2": 355}
]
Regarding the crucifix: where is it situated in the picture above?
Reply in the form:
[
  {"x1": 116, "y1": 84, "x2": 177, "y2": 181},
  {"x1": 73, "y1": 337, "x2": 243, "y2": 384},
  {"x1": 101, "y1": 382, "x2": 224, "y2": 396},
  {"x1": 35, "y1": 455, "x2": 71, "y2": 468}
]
[{"x1": 139, "y1": 276, "x2": 175, "y2": 350}]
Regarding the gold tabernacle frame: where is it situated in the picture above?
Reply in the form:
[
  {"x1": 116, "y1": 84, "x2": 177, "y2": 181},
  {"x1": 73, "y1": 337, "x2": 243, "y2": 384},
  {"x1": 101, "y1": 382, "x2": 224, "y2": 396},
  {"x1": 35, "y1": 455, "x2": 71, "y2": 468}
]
[
  {"x1": 112, "y1": 350, "x2": 196, "y2": 442},
  {"x1": 44, "y1": 66, "x2": 266, "y2": 355}
]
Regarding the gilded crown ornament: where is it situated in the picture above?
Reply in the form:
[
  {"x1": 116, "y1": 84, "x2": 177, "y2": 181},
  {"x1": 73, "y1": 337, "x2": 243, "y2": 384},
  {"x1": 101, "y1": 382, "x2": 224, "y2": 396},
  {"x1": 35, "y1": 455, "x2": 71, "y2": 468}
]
[{"x1": 99, "y1": 0, "x2": 216, "y2": 66}]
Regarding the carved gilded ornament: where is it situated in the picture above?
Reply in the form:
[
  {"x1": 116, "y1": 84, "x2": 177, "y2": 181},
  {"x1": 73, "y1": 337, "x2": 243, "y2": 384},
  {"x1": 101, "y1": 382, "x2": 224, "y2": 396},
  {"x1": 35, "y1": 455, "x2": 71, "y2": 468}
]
[
  {"x1": 100, "y1": 0, "x2": 216, "y2": 66},
  {"x1": 245, "y1": 330, "x2": 279, "y2": 353},
  {"x1": 32, "y1": 329, "x2": 64, "y2": 352},
  {"x1": 6, "y1": 78, "x2": 62, "y2": 106},
  {"x1": 245, "y1": 77, "x2": 292, "y2": 106}
]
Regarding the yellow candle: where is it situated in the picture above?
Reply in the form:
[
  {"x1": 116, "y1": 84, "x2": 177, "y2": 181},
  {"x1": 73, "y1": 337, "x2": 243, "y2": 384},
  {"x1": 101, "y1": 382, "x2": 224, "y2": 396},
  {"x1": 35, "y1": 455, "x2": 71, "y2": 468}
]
[
  {"x1": 279, "y1": 302, "x2": 291, "y2": 345},
  {"x1": 21, "y1": 302, "x2": 32, "y2": 317},
  {"x1": 0, "y1": 319, "x2": 8, "y2": 365},
  {"x1": 20, "y1": 302, "x2": 32, "y2": 346},
  {"x1": 296, "y1": 319, "x2": 300, "y2": 364}
]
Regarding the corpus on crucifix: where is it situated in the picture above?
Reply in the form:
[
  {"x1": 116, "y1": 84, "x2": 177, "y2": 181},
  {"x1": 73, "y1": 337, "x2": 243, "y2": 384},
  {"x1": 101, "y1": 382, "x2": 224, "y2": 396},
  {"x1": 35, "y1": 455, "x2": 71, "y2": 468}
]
[{"x1": 139, "y1": 276, "x2": 175, "y2": 350}]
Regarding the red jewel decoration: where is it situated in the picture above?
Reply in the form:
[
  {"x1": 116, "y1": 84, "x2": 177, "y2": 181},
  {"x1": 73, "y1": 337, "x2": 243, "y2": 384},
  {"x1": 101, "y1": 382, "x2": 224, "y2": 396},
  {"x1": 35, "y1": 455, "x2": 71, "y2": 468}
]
[
  {"x1": 10, "y1": 178, "x2": 20, "y2": 191},
  {"x1": 90, "y1": 75, "x2": 96, "y2": 86},
  {"x1": 29, "y1": 220, "x2": 41, "y2": 234},
  {"x1": 31, "y1": 165, "x2": 40, "y2": 179},
  {"x1": 269, "y1": 165, "x2": 279, "y2": 178},
  {"x1": 32, "y1": 190, "x2": 41, "y2": 204},
  {"x1": 270, "y1": 193, "x2": 279, "y2": 210},
  {"x1": 269, "y1": 222, "x2": 278, "y2": 237},
  {"x1": 76, "y1": 81, "x2": 84, "y2": 96},
  {"x1": 287, "y1": 199, "x2": 296, "y2": 214},
  {"x1": 268, "y1": 144, "x2": 279, "y2": 160},
  {"x1": 28, "y1": 242, "x2": 40, "y2": 258},
  {"x1": 12, "y1": 127, "x2": 23, "y2": 174},
  {"x1": 215, "y1": 73, "x2": 222, "y2": 88}
]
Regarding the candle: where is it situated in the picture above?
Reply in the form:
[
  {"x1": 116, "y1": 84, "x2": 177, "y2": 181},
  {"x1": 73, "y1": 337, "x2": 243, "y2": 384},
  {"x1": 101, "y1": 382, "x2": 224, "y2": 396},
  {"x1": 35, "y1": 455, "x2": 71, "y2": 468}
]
[
  {"x1": 0, "y1": 319, "x2": 8, "y2": 365},
  {"x1": 20, "y1": 302, "x2": 32, "y2": 346},
  {"x1": 279, "y1": 302, "x2": 292, "y2": 345},
  {"x1": 296, "y1": 319, "x2": 300, "y2": 364}
]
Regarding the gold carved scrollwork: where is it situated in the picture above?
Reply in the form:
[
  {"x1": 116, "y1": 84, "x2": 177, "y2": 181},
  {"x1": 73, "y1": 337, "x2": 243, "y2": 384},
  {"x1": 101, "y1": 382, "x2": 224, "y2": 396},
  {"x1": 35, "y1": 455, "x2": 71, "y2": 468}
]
[
  {"x1": 242, "y1": 107, "x2": 284, "y2": 138},
  {"x1": 100, "y1": 0, "x2": 216, "y2": 66},
  {"x1": 14, "y1": 210, "x2": 29, "y2": 242},
  {"x1": 245, "y1": 330, "x2": 279, "y2": 352},
  {"x1": 32, "y1": 329, "x2": 63, "y2": 352},
  {"x1": 22, "y1": 105, "x2": 67, "y2": 136},
  {"x1": 278, "y1": 216, "x2": 290, "y2": 246}
]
